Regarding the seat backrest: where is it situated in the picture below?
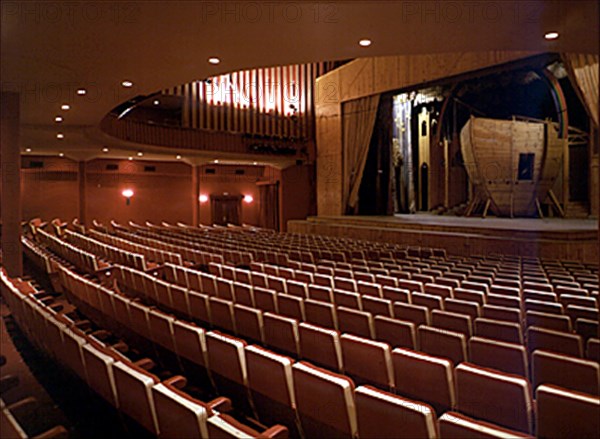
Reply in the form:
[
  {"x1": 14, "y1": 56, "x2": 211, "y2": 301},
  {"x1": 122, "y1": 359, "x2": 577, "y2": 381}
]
[
  {"x1": 81, "y1": 343, "x2": 118, "y2": 406},
  {"x1": 292, "y1": 361, "x2": 357, "y2": 439},
  {"x1": 536, "y1": 384, "x2": 600, "y2": 439},
  {"x1": 438, "y1": 411, "x2": 534, "y2": 439},
  {"x1": 418, "y1": 325, "x2": 468, "y2": 365},
  {"x1": 172, "y1": 320, "x2": 207, "y2": 368},
  {"x1": 278, "y1": 294, "x2": 306, "y2": 321},
  {"x1": 355, "y1": 385, "x2": 438, "y2": 439},
  {"x1": 373, "y1": 316, "x2": 416, "y2": 350},
  {"x1": 526, "y1": 326, "x2": 583, "y2": 358},
  {"x1": 361, "y1": 296, "x2": 393, "y2": 317},
  {"x1": 393, "y1": 302, "x2": 430, "y2": 326},
  {"x1": 469, "y1": 336, "x2": 529, "y2": 379},
  {"x1": 337, "y1": 307, "x2": 375, "y2": 339},
  {"x1": 245, "y1": 345, "x2": 298, "y2": 436},
  {"x1": 152, "y1": 382, "x2": 209, "y2": 439},
  {"x1": 233, "y1": 304, "x2": 264, "y2": 344},
  {"x1": 455, "y1": 362, "x2": 533, "y2": 435},
  {"x1": 474, "y1": 318, "x2": 523, "y2": 345},
  {"x1": 392, "y1": 348, "x2": 455, "y2": 414},
  {"x1": 263, "y1": 312, "x2": 300, "y2": 357},
  {"x1": 526, "y1": 310, "x2": 572, "y2": 332},
  {"x1": 208, "y1": 297, "x2": 236, "y2": 333},
  {"x1": 305, "y1": 299, "x2": 337, "y2": 329},
  {"x1": 253, "y1": 287, "x2": 278, "y2": 313},
  {"x1": 341, "y1": 334, "x2": 394, "y2": 389},
  {"x1": 532, "y1": 350, "x2": 599, "y2": 396},
  {"x1": 444, "y1": 298, "x2": 481, "y2": 320},
  {"x1": 299, "y1": 322, "x2": 343, "y2": 372},
  {"x1": 431, "y1": 309, "x2": 472, "y2": 337},
  {"x1": 113, "y1": 361, "x2": 160, "y2": 434}
]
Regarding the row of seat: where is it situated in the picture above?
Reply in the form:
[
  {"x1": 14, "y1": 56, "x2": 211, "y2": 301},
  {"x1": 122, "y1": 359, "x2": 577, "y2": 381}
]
[
  {"x1": 35, "y1": 228, "x2": 106, "y2": 275},
  {"x1": 1, "y1": 268, "x2": 288, "y2": 439},
  {"x1": 49, "y1": 261, "x2": 565, "y2": 438},
  {"x1": 88, "y1": 229, "x2": 183, "y2": 266},
  {"x1": 63, "y1": 229, "x2": 153, "y2": 272},
  {"x1": 156, "y1": 262, "x2": 598, "y2": 361},
  {"x1": 112, "y1": 263, "x2": 600, "y2": 399},
  {"x1": 22, "y1": 225, "x2": 600, "y2": 438},
  {"x1": 112, "y1": 228, "x2": 225, "y2": 266}
]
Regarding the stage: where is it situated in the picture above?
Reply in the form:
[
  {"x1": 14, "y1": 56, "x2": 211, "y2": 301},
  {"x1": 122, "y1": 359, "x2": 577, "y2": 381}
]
[{"x1": 288, "y1": 214, "x2": 599, "y2": 264}]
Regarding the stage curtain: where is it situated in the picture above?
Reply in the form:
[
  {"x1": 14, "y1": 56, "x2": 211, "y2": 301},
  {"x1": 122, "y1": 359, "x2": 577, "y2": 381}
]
[
  {"x1": 259, "y1": 183, "x2": 279, "y2": 230},
  {"x1": 343, "y1": 94, "x2": 381, "y2": 211},
  {"x1": 563, "y1": 53, "x2": 599, "y2": 127}
]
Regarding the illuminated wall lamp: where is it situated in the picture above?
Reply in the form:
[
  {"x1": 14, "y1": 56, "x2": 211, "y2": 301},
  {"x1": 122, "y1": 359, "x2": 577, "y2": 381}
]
[
  {"x1": 122, "y1": 188, "x2": 134, "y2": 205},
  {"x1": 199, "y1": 194, "x2": 209, "y2": 203},
  {"x1": 243, "y1": 195, "x2": 254, "y2": 204}
]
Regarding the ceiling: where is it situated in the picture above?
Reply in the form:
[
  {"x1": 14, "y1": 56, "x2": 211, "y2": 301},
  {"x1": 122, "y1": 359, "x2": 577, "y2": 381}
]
[{"x1": 2, "y1": 0, "x2": 597, "y2": 166}]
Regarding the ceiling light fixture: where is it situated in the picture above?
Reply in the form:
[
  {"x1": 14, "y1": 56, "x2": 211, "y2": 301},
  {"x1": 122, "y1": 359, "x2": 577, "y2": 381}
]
[
  {"x1": 55, "y1": 116, "x2": 63, "y2": 123},
  {"x1": 358, "y1": 39, "x2": 372, "y2": 47},
  {"x1": 25, "y1": 148, "x2": 32, "y2": 152},
  {"x1": 59, "y1": 152, "x2": 64, "y2": 157},
  {"x1": 102, "y1": 147, "x2": 109, "y2": 153},
  {"x1": 121, "y1": 80, "x2": 134, "y2": 88},
  {"x1": 137, "y1": 151, "x2": 144, "y2": 157},
  {"x1": 214, "y1": 159, "x2": 219, "y2": 163},
  {"x1": 128, "y1": 156, "x2": 133, "y2": 161},
  {"x1": 544, "y1": 31, "x2": 559, "y2": 40},
  {"x1": 77, "y1": 88, "x2": 87, "y2": 95},
  {"x1": 176, "y1": 155, "x2": 182, "y2": 160},
  {"x1": 56, "y1": 133, "x2": 64, "y2": 139},
  {"x1": 153, "y1": 100, "x2": 160, "y2": 105},
  {"x1": 61, "y1": 104, "x2": 70, "y2": 110},
  {"x1": 208, "y1": 57, "x2": 221, "y2": 65}
]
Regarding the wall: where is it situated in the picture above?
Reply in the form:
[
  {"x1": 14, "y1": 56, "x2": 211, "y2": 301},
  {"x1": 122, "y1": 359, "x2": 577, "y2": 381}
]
[
  {"x1": 279, "y1": 163, "x2": 315, "y2": 231},
  {"x1": 20, "y1": 156, "x2": 79, "y2": 222},
  {"x1": 315, "y1": 51, "x2": 542, "y2": 215},
  {"x1": 86, "y1": 159, "x2": 192, "y2": 226},
  {"x1": 197, "y1": 164, "x2": 268, "y2": 226}
]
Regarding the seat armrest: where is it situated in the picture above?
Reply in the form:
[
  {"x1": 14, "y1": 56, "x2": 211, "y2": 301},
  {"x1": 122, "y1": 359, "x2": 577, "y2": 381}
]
[
  {"x1": 33, "y1": 425, "x2": 69, "y2": 439},
  {"x1": 207, "y1": 397, "x2": 232, "y2": 413},
  {"x1": 164, "y1": 375, "x2": 188, "y2": 389},
  {"x1": 260, "y1": 425, "x2": 289, "y2": 439},
  {"x1": 134, "y1": 358, "x2": 155, "y2": 371}
]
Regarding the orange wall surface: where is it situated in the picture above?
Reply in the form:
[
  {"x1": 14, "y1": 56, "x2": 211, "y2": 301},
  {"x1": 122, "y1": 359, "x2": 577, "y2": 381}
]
[{"x1": 11, "y1": 157, "x2": 317, "y2": 229}]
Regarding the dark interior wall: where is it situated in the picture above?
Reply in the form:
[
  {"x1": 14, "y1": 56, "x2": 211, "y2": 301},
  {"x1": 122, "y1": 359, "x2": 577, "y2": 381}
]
[
  {"x1": 20, "y1": 156, "x2": 79, "y2": 222},
  {"x1": 279, "y1": 163, "x2": 315, "y2": 231}
]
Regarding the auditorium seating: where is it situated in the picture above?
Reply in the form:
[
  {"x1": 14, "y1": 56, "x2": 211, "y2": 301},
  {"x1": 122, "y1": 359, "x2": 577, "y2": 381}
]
[{"x1": 9, "y1": 219, "x2": 600, "y2": 438}]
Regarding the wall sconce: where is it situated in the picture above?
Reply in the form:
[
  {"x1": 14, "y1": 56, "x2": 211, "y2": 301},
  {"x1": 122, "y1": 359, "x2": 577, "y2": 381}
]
[
  {"x1": 243, "y1": 195, "x2": 254, "y2": 204},
  {"x1": 199, "y1": 194, "x2": 209, "y2": 203},
  {"x1": 122, "y1": 188, "x2": 134, "y2": 205}
]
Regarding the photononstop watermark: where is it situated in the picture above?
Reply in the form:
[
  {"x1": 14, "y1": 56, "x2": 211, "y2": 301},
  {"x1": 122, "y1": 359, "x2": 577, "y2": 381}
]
[{"x1": 1, "y1": 1, "x2": 141, "y2": 25}]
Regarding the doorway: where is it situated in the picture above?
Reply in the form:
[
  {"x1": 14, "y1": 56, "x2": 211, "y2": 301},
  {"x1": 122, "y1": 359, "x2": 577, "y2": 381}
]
[{"x1": 211, "y1": 195, "x2": 242, "y2": 225}]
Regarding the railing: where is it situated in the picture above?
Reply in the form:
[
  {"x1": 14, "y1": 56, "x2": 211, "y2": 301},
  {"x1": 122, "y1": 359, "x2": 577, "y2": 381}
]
[{"x1": 100, "y1": 114, "x2": 306, "y2": 157}]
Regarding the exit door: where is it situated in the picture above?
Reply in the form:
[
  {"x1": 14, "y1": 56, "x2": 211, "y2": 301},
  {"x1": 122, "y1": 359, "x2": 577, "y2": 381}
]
[{"x1": 211, "y1": 195, "x2": 242, "y2": 225}]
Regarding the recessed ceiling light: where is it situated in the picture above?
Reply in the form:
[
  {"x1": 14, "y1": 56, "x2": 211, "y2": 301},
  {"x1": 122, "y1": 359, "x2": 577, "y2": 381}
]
[
  {"x1": 358, "y1": 39, "x2": 372, "y2": 47},
  {"x1": 253, "y1": 162, "x2": 258, "y2": 165},
  {"x1": 176, "y1": 155, "x2": 182, "y2": 160},
  {"x1": 208, "y1": 57, "x2": 221, "y2": 65},
  {"x1": 25, "y1": 148, "x2": 32, "y2": 152},
  {"x1": 214, "y1": 159, "x2": 219, "y2": 163},
  {"x1": 102, "y1": 147, "x2": 109, "y2": 153},
  {"x1": 122, "y1": 80, "x2": 134, "y2": 88},
  {"x1": 137, "y1": 151, "x2": 144, "y2": 156},
  {"x1": 153, "y1": 100, "x2": 160, "y2": 105},
  {"x1": 59, "y1": 152, "x2": 64, "y2": 157},
  {"x1": 77, "y1": 88, "x2": 87, "y2": 95},
  {"x1": 55, "y1": 116, "x2": 63, "y2": 123},
  {"x1": 544, "y1": 31, "x2": 559, "y2": 40},
  {"x1": 61, "y1": 104, "x2": 70, "y2": 110},
  {"x1": 128, "y1": 156, "x2": 133, "y2": 161},
  {"x1": 56, "y1": 133, "x2": 64, "y2": 139}
]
